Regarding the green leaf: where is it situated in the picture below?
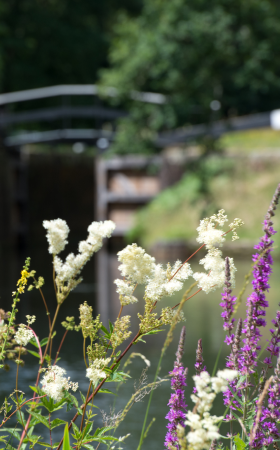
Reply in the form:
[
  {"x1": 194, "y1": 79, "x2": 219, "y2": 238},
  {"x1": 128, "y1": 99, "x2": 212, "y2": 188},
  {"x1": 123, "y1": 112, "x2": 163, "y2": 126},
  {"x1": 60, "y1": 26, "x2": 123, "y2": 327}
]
[
  {"x1": 29, "y1": 385, "x2": 39, "y2": 394},
  {"x1": 80, "y1": 391, "x2": 86, "y2": 404},
  {"x1": 36, "y1": 442, "x2": 60, "y2": 448},
  {"x1": 82, "y1": 422, "x2": 93, "y2": 438},
  {"x1": 1, "y1": 428, "x2": 21, "y2": 442},
  {"x1": 100, "y1": 325, "x2": 110, "y2": 337},
  {"x1": 63, "y1": 423, "x2": 72, "y2": 450},
  {"x1": 51, "y1": 418, "x2": 67, "y2": 430},
  {"x1": 72, "y1": 423, "x2": 81, "y2": 439},
  {"x1": 233, "y1": 434, "x2": 246, "y2": 450},
  {"x1": 109, "y1": 320, "x2": 114, "y2": 333},
  {"x1": 28, "y1": 411, "x2": 49, "y2": 428},
  {"x1": 98, "y1": 388, "x2": 116, "y2": 395},
  {"x1": 143, "y1": 329, "x2": 163, "y2": 335},
  {"x1": 27, "y1": 349, "x2": 41, "y2": 359},
  {"x1": 29, "y1": 338, "x2": 39, "y2": 348},
  {"x1": 40, "y1": 337, "x2": 49, "y2": 347}
]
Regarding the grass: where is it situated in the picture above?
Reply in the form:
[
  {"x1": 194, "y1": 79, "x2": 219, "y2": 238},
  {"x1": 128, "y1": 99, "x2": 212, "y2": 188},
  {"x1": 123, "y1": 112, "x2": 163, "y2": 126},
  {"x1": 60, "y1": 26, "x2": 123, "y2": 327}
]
[{"x1": 128, "y1": 128, "x2": 280, "y2": 249}]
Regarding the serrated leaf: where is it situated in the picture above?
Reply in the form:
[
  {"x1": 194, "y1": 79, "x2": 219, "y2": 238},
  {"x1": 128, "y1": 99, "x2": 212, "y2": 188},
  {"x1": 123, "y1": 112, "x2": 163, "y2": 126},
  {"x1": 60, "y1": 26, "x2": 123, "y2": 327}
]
[
  {"x1": 71, "y1": 422, "x2": 81, "y2": 440},
  {"x1": 28, "y1": 411, "x2": 49, "y2": 428},
  {"x1": 83, "y1": 422, "x2": 93, "y2": 437},
  {"x1": 80, "y1": 391, "x2": 86, "y2": 403},
  {"x1": 51, "y1": 418, "x2": 67, "y2": 430},
  {"x1": 233, "y1": 434, "x2": 246, "y2": 450}
]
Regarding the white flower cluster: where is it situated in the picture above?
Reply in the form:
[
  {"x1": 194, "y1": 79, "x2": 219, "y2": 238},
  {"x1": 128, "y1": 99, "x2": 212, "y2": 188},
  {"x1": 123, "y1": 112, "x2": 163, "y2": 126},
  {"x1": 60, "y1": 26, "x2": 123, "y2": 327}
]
[
  {"x1": 193, "y1": 210, "x2": 241, "y2": 294},
  {"x1": 193, "y1": 249, "x2": 236, "y2": 294},
  {"x1": 185, "y1": 369, "x2": 238, "y2": 450},
  {"x1": 54, "y1": 220, "x2": 115, "y2": 284},
  {"x1": 145, "y1": 260, "x2": 193, "y2": 302},
  {"x1": 114, "y1": 279, "x2": 138, "y2": 305},
  {"x1": 14, "y1": 323, "x2": 34, "y2": 346},
  {"x1": 117, "y1": 244, "x2": 156, "y2": 284},
  {"x1": 41, "y1": 365, "x2": 78, "y2": 402},
  {"x1": 86, "y1": 358, "x2": 111, "y2": 385},
  {"x1": 43, "y1": 219, "x2": 69, "y2": 255},
  {"x1": 46, "y1": 220, "x2": 115, "y2": 302}
]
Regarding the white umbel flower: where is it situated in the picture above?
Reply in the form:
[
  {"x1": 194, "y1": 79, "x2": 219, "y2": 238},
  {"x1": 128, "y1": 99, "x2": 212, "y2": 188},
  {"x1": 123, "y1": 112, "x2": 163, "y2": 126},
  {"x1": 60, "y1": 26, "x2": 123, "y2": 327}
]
[
  {"x1": 185, "y1": 369, "x2": 236, "y2": 450},
  {"x1": 145, "y1": 261, "x2": 193, "y2": 301},
  {"x1": 53, "y1": 220, "x2": 115, "y2": 295},
  {"x1": 43, "y1": 219, "x2": 69, "y2": 255},
  {"x1": 14, "y1": 324, "x2": 33, "y2": 346},
  {"x1": 86, "y1": 358, "x2": 111, "y2": 385},
  {"x1": 41, "y1": 365, "x2": 78, "y2": 402},
  {"x1": 193, "y1": 249, "x2": 236, "y2": 294},
  {"x1": 211, "y1": 369, "x2": 238, "y2": 393},
  {"x1": 114, "y1": 279, "x2": 138, "y2": 305},
  {"x1": 117, "y1": 244, "x2": 156, "y2": 284}
]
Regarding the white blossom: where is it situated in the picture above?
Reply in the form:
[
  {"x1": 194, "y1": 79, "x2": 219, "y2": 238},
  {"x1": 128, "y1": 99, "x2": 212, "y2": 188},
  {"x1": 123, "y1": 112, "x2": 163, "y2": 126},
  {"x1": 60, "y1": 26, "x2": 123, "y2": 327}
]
[
  {"x1": 86, "y1": 358, "x2": 111, "y2": 385},
  {"x1": 41, "y1": 365, "x2": 78, "y2": 402},
  {"x1": 145, "y1": 261, "x2": 192, "y2": 301},
  {"x1": 211, "y1": 369, "x2": 238, "y2": 393},
  {"x1": 185, "y1": 411, "x2": 222, "y2": 450},
  {"x1": 114, "y1": 279, "x2": 138, "y2": 305},
  {"x1": 185, "y1": 369, "x2": 238, "y2": 449},
  {"x1": 53, "y1": 220, "x2": 115, "y2": 289},
  {"x1": 14, "y1": 324, "x2": 34, "y2": 346},
  {"x1": 193, "y1": 249, "x2": 236, "y2": 294},
  {"x1": 43, "y1": 219, "x2": 69, "y2": 255},
  {"x1": 117, "y1": 244, "x2": 156, "y2": 284}
]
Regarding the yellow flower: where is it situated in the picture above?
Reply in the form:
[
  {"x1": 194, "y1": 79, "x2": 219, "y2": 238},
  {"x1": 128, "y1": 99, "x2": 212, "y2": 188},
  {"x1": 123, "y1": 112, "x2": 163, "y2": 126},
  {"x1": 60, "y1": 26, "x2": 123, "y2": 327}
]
[{"x1": 18, "y1": 286, "x2": 25, "y2": 294}]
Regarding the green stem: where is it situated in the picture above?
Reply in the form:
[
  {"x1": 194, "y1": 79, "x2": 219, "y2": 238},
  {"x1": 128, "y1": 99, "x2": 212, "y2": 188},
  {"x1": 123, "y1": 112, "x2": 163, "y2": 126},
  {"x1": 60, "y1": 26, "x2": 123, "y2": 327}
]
[{"x1": 137, "y1": 352, "x2": 163, "y2": 450}]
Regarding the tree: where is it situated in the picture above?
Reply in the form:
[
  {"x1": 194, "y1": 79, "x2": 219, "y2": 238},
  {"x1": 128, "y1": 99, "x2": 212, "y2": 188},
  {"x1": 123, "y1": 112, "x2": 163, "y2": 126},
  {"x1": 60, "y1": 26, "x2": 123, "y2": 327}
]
[{"x1": 100, "y1": 0, "x2": 280, "y2": 153}]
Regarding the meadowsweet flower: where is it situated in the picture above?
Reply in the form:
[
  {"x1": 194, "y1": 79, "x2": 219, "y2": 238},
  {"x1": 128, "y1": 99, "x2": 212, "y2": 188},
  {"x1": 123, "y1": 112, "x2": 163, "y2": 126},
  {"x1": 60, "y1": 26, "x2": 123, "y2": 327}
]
[
  {"x1": 86, "y1": 358, "x2": 111, "y2": 385},
  {"x1": 165, "y1": 327, "x2": 188, "y2": 450},
  {"x1": 117, "y1": 244, "x2": 156, "y2": 284},
  {"x1": 52, "y1": 220, "x2": 115, "y2": 302},
  {"x1": 14, "y1": 324, "x2": 34, "y2": 346},
  {"x1": 185, "y1": 369, "x2": 237, "y2": 450},
  {"x1": 193, "y1": 248, "x2": 236, "y2": 294},
  {"x1": 43, "y1": 219, "x2": 69, "y2": 255},
  {"x1": 41, "y1": 365, "x2": 78, "y2": 402},
  {"x1": 145, "y1": 261, "x2": 192, "y2": 302},
  {"x1": 114, "y1": 279, "x2": 138, "y2": 305}
]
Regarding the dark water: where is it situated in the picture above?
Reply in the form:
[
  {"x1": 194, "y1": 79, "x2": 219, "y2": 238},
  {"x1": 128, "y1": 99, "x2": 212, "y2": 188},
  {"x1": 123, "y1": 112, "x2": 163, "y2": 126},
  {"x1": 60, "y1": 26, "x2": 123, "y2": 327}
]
[{"x1": 1, "y1": 247, "x2": 280, "y2": 449}]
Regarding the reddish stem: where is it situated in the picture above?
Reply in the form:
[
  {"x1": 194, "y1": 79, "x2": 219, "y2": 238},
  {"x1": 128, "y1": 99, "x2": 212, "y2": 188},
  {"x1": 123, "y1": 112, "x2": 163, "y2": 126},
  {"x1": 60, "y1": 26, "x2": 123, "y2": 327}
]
[
  {"x1": 54, "y1": 330, "x2": 68, "y2": 364},
  {"x1": 56, "y1": 330, "x2": 141, "y2": 450}
]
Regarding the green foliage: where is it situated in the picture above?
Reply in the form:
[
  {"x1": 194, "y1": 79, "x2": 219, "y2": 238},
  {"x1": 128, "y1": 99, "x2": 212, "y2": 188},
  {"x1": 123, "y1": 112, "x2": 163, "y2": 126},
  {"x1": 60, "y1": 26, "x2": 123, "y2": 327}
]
[
  {"x1": 101, "y1": 0, "x2": 280, "y2": 153},
  {"x1": 0, "y1": 0, "x2": 142, "y2": 93}
]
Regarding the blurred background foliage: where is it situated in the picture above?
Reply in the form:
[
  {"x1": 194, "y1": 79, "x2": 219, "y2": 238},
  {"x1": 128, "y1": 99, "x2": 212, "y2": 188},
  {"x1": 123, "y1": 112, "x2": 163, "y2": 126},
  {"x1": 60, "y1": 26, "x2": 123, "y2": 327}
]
[{"x1": 1, "y1": 0, "x2": 280, "y2": 246}]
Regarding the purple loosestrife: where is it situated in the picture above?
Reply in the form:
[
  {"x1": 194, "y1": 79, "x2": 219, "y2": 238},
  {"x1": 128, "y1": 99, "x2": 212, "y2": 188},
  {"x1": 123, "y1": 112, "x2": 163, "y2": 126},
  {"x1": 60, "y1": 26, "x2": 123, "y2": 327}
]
[
  {"x1": 165, "y1": 326, "x2": 188, "y2": 450},
  {"x1": 220, "y1": 257, "x2": 236, "y2": 345},
  {"x1": 251, "y1": 357, "x2": 280, "y2": 449},
  {"x1": 239, "y1": 184, "x2": 280, "y2": 376},
  {"x1": 263, "y1": 306, "x2": 280, "y2": 370},
  {"x1": 195, "y1": 338, "x2": 206, "y2": 375}
]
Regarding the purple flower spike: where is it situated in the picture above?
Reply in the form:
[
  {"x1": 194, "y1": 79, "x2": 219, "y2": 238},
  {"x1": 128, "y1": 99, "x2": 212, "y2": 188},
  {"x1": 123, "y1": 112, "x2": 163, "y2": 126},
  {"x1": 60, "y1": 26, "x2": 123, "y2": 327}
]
[
  {"x1": 165, "y1": 327, "x2": 188, "y2": 450},
  {"x1": 220, "y1": 256, "x2": 236, "y2": 335},
  {"x1": 239, "y1": 184, "x2": 280, "y2": 375},
  {"x1": 195, "y1": 338, "x2": 206, "y2": 375}
]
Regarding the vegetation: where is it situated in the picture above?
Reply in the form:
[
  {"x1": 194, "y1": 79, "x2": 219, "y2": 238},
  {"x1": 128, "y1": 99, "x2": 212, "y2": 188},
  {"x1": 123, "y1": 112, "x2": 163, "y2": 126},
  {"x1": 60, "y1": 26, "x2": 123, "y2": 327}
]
[{"x1": 128, "y1": 128, "x2": 280, "y2": 248}]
